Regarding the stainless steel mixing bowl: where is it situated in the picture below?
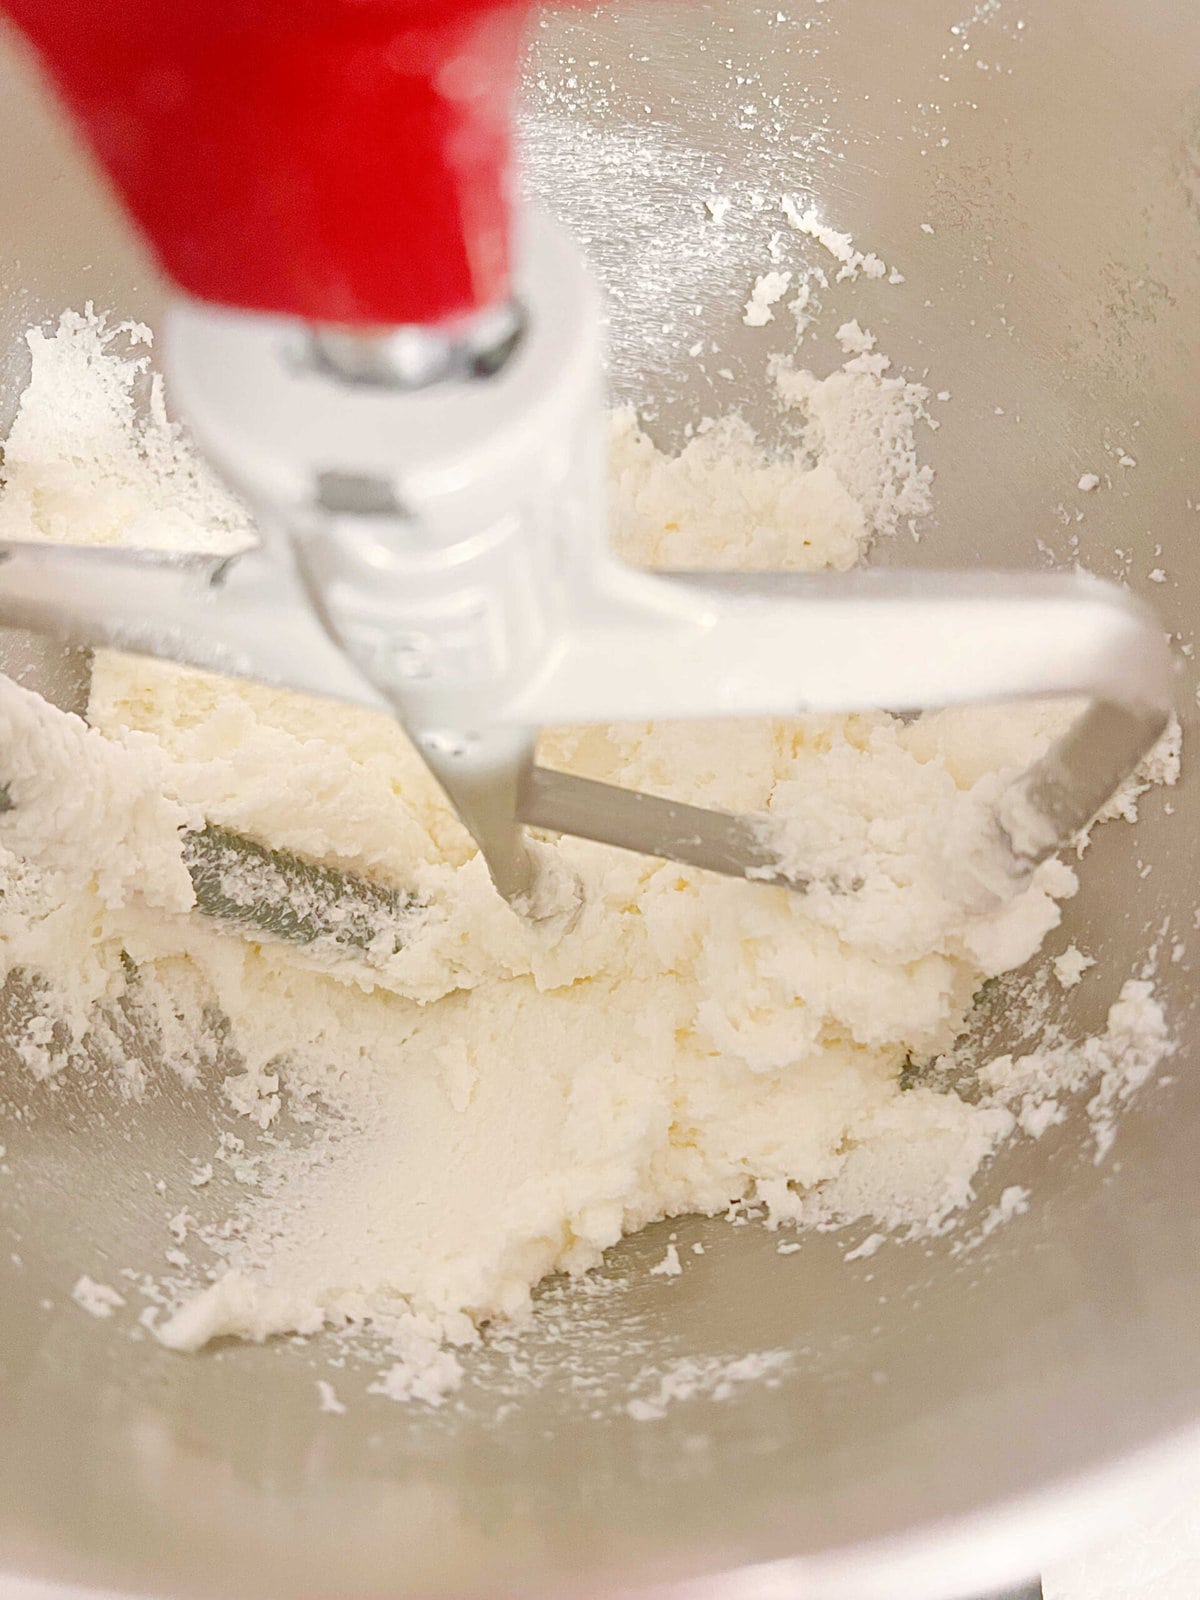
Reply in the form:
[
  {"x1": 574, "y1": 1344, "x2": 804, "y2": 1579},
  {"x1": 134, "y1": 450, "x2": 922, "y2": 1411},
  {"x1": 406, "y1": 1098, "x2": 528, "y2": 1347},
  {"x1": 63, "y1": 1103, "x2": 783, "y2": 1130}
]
[{"x1": 1, "y1": 2, "x2": 1198, "y2": 1597}]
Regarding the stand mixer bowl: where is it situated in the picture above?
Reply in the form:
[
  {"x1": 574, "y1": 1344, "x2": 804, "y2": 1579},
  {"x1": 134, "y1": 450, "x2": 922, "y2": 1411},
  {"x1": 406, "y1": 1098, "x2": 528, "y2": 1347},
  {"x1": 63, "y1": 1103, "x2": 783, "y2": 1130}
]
[{"x1": 1, "y1": 1, "x2": 1198, "y2": 1596}]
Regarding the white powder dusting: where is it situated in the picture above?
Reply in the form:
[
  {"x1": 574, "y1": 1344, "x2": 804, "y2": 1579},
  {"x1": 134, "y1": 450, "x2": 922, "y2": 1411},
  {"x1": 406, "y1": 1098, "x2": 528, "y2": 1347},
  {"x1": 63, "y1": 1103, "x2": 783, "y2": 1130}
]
[
  {"x1": 743, "y1": 269, "x2": 793, "y2": 326},
  {"x1": 843, "y1": 1232, "x2": 885, "y2": 1262},
  {"x1": 1019, "y1": 1098, "x2": 1066, "y2": 1140},
  {"x1": 72, "y1": 1275, "x2": 126, "y2": 1319},
  {"x1": 782, "y1": 197, "x2": 895, "y2": 283},
  {"x1": 0, "y1": 307, "x2": 254, "y2": 556},
  {"x1": 982, "y1": 980, "x2": 1174, "y2": 1165},
  {"x1": 649, "y1": 1243, "x2": 683, "y2": 1278},
  {"x1": 770, "y1": 340, "x2": 935, "y2": 540},
  {"x1": 369, "y1": 1344, "x2": 466, "y2": 1408},
  {"x1": 625, "y1": 1350, "x2": 792, "y2": 1421},
  {"x1": 1053, "y1": 945, "x2": 1096, "y2": 989},
  {"x1": 316, "y1": 1379, "x2": 346, "y2": 1416},
  {"x1": 1091, "y1": 715, "x2": 1182, "y2": 826},
  {"x1": 518, "y1": 114, "x2": 821, "y2": 385},
  {"x1": 0, "y1": 303, "x2": 1177, "y2": 1407},
  {"x1": 835, "y1": 318, "x2": 877, "y2": 357},
  {"x1": 979, "y1": 1183, "x2": 1030, "y2": 1237},
  {"x1": 951, "y1": 1183, "x2": 1032, "y2": 1257},
  {"x1": 756, "y1": 976, "x2": 1173, "y2": 1242}
]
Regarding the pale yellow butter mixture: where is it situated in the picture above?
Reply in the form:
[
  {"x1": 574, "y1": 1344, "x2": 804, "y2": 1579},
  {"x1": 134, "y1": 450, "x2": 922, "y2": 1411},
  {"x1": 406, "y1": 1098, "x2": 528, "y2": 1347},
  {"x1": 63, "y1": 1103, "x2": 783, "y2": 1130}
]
[{"x1": 0, "y1": 311, "x2": 1174, "y2": 1398}]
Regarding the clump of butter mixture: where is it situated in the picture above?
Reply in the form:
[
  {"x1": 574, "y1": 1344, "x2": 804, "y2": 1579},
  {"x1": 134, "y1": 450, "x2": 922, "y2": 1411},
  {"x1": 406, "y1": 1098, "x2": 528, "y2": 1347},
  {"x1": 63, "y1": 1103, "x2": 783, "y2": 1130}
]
[{"x1": 0, "y1": 308, "x2": 1177, "y2": 1404}]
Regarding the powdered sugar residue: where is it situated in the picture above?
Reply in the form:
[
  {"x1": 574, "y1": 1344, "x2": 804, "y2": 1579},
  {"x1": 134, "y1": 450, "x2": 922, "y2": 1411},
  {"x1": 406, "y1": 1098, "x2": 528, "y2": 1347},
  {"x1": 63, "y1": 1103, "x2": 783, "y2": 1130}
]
[
  {"x1": 782, "y1": 198, "x2": 899, "y2": 283},
  {"x1": 72, "y1": 1276, "x2": 125, "y2": 1319},
  {"x1": 316, "y1": 1379, "x2": 347, "y2": 1416},
  {"x1": 626, "y1": 1350, "x2": 792, "y2": 1421}
]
